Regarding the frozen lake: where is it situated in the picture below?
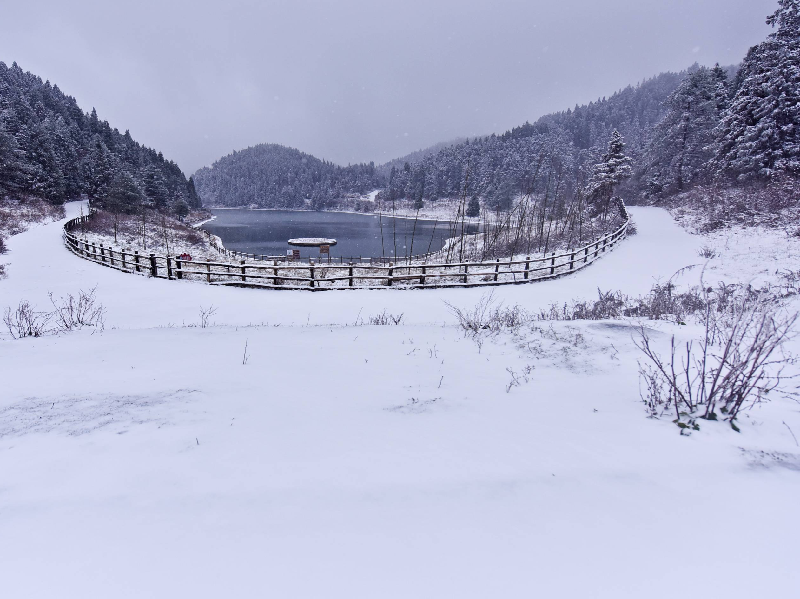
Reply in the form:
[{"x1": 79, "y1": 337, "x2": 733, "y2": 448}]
[{"x1": 202, "y1": 209, "x2": 477, "y2": 260}]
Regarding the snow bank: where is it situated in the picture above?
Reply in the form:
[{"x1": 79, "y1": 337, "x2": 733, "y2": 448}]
[{"x1": 1, "y1": 201, "x2": 798, "y2": 598}]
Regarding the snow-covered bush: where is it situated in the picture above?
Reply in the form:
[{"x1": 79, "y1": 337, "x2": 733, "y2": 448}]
[
  {"x1": 635, "y1": 289, "x2": 798, "y2": 432},
  {"x1": 534, "y1": 284, "x2": 707, "y2": 324},
  {"x1": 4, "y1": 289, "x2": 106, "y2": 338},
  {"x1": 367, "y1": 310, "x2": 404, "y2": 325},
  {"x1": 3, "y1": 301, "x2": 53, "y2": 339},
  {"x1": 198, "y1": 305, "x2": 218, "y2": 328},
  {"x1": 446, "y1": 291, "x2": 529, "y2": 338},
  {"x1": 698, "y1": 245, "x2": 717, "y2": 259},
  {"x1": 48, "y1": 288, "x2": 105, "y2": 332}
]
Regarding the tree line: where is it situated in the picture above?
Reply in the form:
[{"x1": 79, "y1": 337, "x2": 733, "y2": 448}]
[{"x1": 0, "y1": 61, "x2": 201, "y2": 217}]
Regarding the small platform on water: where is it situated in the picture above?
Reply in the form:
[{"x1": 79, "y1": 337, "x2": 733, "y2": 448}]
[{"x1": 288, "y1": 238, "x2": 338, "y2": 247}]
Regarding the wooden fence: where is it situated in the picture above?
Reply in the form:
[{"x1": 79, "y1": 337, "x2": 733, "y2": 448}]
[{"x1": 63, "y1": 215, "x2": 630, "y2": 291}]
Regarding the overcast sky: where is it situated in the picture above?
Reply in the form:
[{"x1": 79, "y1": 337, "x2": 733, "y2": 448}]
[{"x1": 1, "y1": 0, "x2": 778, "y2": 174}]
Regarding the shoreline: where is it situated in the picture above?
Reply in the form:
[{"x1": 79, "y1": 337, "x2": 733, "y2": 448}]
[{"x1": 203, "y1": 205, "x2": 482, "y2": 226}]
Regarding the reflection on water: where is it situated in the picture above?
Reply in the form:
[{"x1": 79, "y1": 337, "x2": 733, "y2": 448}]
[{"x1": 202, "y1": 209, "x2": 477, "y2": 259}]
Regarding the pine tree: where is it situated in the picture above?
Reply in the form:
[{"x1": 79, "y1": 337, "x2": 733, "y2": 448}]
[
  {"x1": 712, "y1": 0, "x2": 800, "y2": 180},
  {"x1": 186, "y1": 176, "x2": 202, "y2": 209},
  {"x1": 587, "y1": 130, "x2": 632, "y2": 216},
  {"x1": 0, "y1": 122, "x2": 28, "y2": 195},
  {"x1": 645, "y1": 67, "x2": 724, "y2": 193},
  {"x1": 85, "y1": 138, "x2": 115, "y2": 201},
  {"x1": 466, "y1": 195, "x2": 480, "y2": 218},
  {"x1": 104, "y1": 171, "x2": 144, "y2": 242},
  {"x1": 143, "y1": 165, "x2": 169, "y2": 209}
]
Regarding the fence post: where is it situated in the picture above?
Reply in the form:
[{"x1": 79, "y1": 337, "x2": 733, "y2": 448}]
[
  {"x1": 595, "y1": 240, "x2": 600, "y2": 258},
  {"x1": 176, "y1": 257, "x2": 183, "y2": 279},
  {"x1": 463, "y1": 264, "x2": 468, "y2": 284},
  {"x1": 122, "y1": 249, "x2": 127, "y2": 270},
  {"x1": 349, "y1": 265, "x2": 354, "y2": 287},
  {"x1": 310, "y1": 265, "x2": 315, "y2": 288},
  {"x1": 569, "y1": 251, "x2": 575, "y2": 270},
  {"x1": 524, "y1": 257, "x2": 530, "y2": 280},
  {"x1": 273, "y1": 261, "x2": 279, "y2": 286},
  {"x1": 241, "y1": 260, "x2": 247, "y2": 282},
  {"x1": 387, "y1": 263, "x2": 393, "y2": 286},
  {"x1": 134, "y1": 250, "x2": 140, "y2": 272},
  {"x1": 149, "y1": 253, "x2": 157, "y2": 277},
  {"x1": 494, "y1": 258, "x2": 500, "y2": 282},
  {"x1": 92, "y1": 242, "x2": 97, "y2": 259},
  {"x1": 420, "y1": 265, "x2": 426, "y2": 286},
  {"x1": 109, "y1": 247, "x2": 115, "y2": 266},
  {"x1": 100, "y1": 243, "x2": 106, "y2": 262},
  {"x1": 550, "y1": 252, "x2": 556, "y2": 275},
  {"x1": 584, "y1": 246, "x2": 589, "y2": 264},
  {"x1": 206, "y1": 259, "x2": 211, "y2": 283},
  {"x1": 166, "y1": 256, "x2": 173, "y2": 280}
]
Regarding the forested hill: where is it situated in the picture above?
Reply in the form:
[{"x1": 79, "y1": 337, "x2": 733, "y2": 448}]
[
  {"x1": 379, "y1": 70, "x2": 690, "y2": 208},
  {"x1": 192, "y1": 144, "x2": 381, "y2": 209},
  {"x1": 0, "y1": 61, "x2": 200, "y2": 214}
]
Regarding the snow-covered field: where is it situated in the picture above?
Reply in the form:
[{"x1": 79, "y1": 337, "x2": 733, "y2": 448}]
[{"x1": 1, "y1": 202, "x2": 798, "y2": 597}]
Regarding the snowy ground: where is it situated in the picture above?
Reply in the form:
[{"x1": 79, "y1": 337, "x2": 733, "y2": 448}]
[{"x1": 1, "y1": 202, "x2": 798, "y2": 597}]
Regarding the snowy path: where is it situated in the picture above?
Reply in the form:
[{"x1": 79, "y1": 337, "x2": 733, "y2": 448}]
[
  {"x1": 1, "y1": 201, "x2": 700, "y2": 329},
  {"x1": 1, "y1": 204, "x2": 798, "y2": 598}
]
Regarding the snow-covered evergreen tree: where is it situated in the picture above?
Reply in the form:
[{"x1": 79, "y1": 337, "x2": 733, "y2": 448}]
[
  {"x1": 587, "y1": 130, "x2": 632, "y2": 216},
  {"x1": 466, "y1": 195, "x2": 480, "y2": 218},
  {"x1": 645, "y1": 66, "x2": 726, "y2": 193},
  {"x1": 712, "y1": 0, "x2": 800, "y2": 180}
]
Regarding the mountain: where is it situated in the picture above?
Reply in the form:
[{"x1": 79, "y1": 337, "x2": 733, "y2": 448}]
[
  {"x1": 193, "y1": 143, "x2": 381, "y2": 210},
  {"x1": 379, "y1": 70, "x2": 689, "y2": 209},
  {"x1": 0, "y1": 61, "x2": 200, "y2": 213}
]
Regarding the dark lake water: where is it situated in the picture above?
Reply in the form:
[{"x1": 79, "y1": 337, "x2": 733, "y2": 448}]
[{"x1": 202, "y1": 209, "x2": 477, "y2": 259}]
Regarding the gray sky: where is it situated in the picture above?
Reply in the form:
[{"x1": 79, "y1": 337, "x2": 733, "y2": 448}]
[{"x1": 1, "y1": 0, "x2": 777, "y2": 174}]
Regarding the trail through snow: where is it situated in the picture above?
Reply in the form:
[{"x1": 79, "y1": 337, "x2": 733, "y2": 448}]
[{"x1": 1, "y1": 201, "x2": 701, "y2": 329}]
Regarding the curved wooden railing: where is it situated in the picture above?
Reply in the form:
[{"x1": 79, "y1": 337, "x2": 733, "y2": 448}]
[{"x1": 63, "y1": 214, "x2": 631, "y2": 291}]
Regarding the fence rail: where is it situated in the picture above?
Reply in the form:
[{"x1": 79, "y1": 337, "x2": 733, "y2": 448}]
[{"x1": 63, "y1": 214, "x2": 630, "y2": 291}]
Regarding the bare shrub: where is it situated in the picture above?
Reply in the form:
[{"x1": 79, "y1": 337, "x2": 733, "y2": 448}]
[
  {"x1": 536, "y1": 284, "x2": 710, "y2": 324},
  {"x1": 445, "y1": 291, "x2": 499, "y2": 336},
  {"x1": 698, "y1": 245, "x2": 718, "y2": 259},
  {"x1": 184, "y1": 231, "x2": 204, "y2": 245},
  {"x1": 49, "y1": 287, "x2": 105, "y2": 332},
  {"x1": 199, "y1": 305, "x2": 218, "y2": 328},
  {"x1": 368, "y1": 310, "x2": 404, "y2": 325},
  {"x1": 446, "y1": 292, "x2": 533, "y2": 341},
  {"x1": 635, "y1": 290, "x2": 798, "y2": 432},
  {"x1": 0, "y1": 236, "x2": 6, "y2": 254},
  {"x1": 3, "y1": 301, "x2": 53, "y2": 339}
]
